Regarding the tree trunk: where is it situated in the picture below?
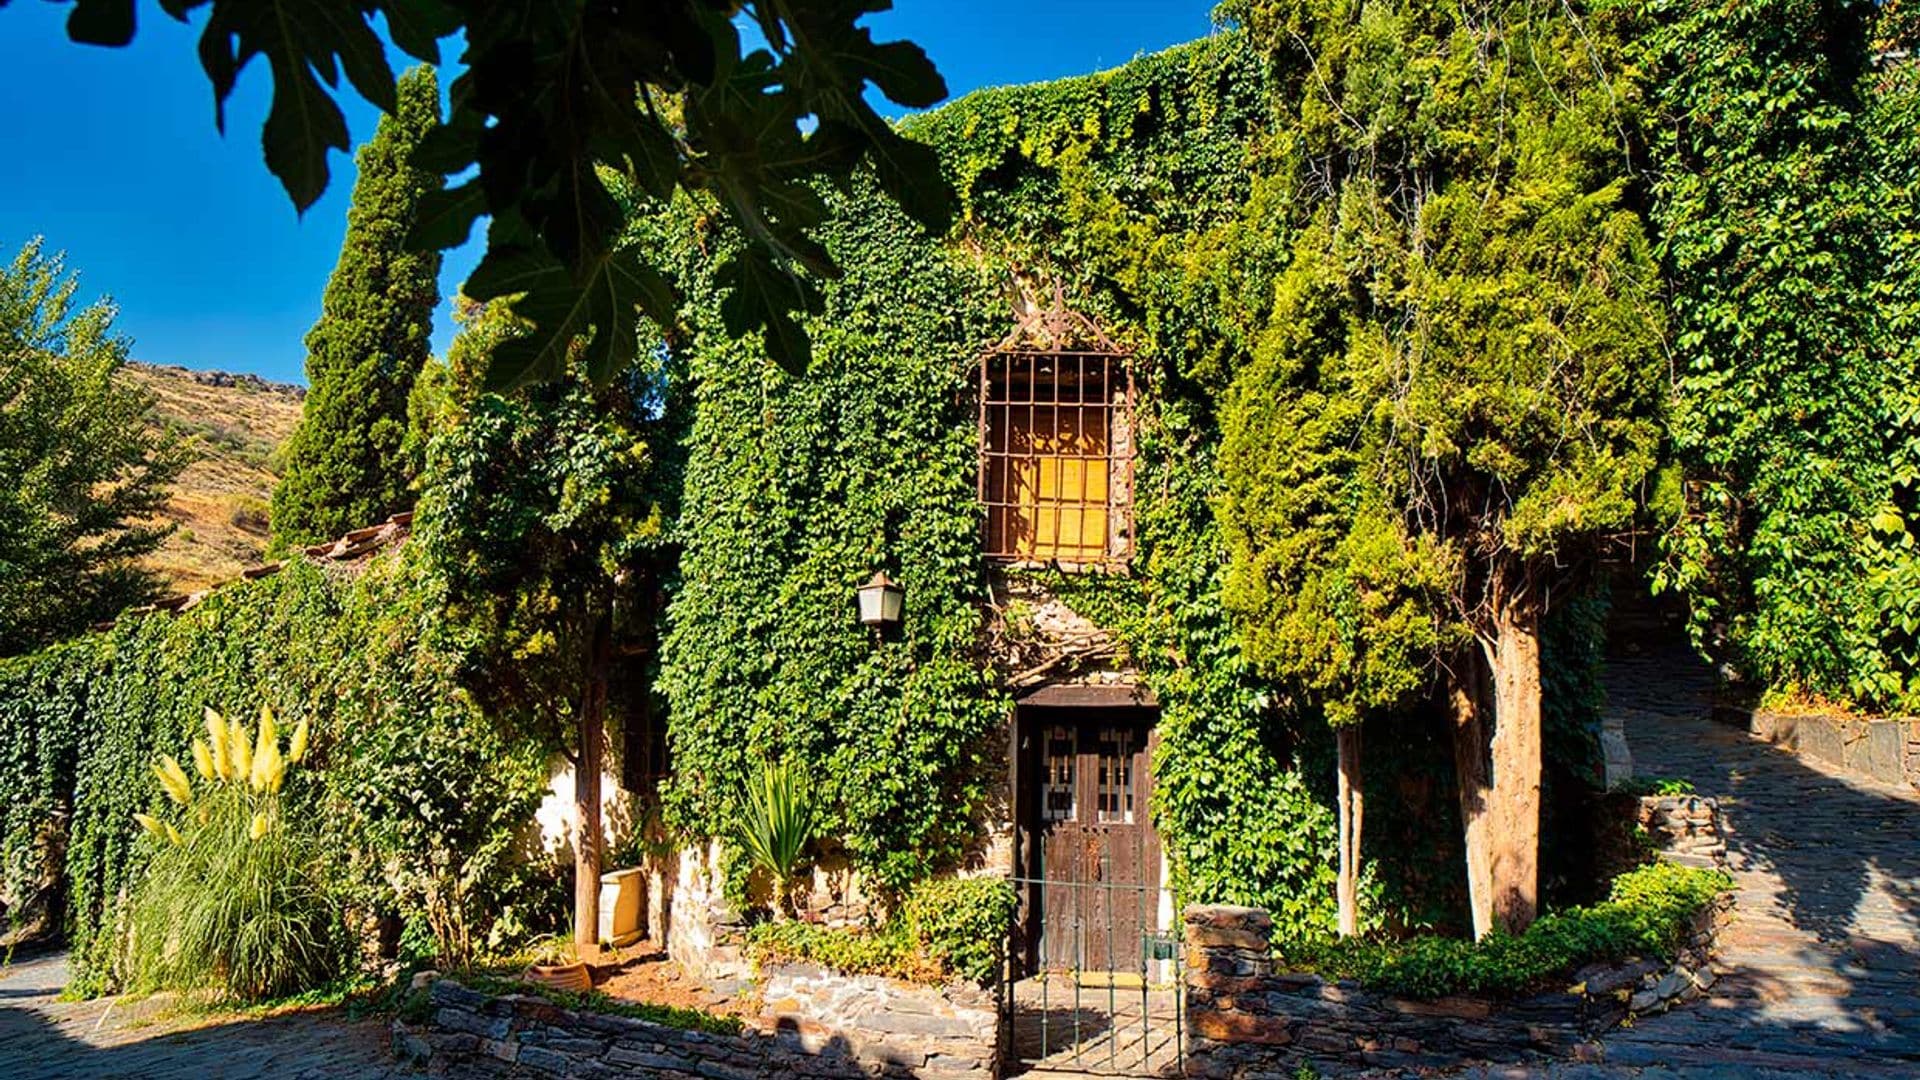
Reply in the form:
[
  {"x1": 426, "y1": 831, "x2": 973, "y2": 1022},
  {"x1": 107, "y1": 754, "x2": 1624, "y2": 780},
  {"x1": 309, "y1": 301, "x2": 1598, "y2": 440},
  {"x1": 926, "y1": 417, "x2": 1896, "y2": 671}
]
[
  {"x1": 1481, "y1": 571, "x2": 1543, "y2": 936},
  {"x1": 1335, "y1": 723, "x2": 1364, "y2": 937},
  {"x1": 1448, "y1": 656, "x2": 1495, "y2": 940},
  {"x1": 573, "y1": 614, "x2": 612, "y2": 955}
]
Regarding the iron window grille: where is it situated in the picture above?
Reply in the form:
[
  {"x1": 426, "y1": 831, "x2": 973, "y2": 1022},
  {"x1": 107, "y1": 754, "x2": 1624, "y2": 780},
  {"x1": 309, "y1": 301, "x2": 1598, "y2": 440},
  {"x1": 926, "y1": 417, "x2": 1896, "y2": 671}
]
[{"x1": 978, "y1": 287, "x2": 1136, "y2": 569}]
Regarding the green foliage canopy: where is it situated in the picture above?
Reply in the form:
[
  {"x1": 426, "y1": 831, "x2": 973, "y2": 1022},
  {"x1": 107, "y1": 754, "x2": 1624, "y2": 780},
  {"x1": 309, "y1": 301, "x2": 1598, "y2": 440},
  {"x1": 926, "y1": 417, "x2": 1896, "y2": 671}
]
[
  {"x1": 1219, "y1": 0, "x2": 1667, "y2": 674},
  {"x1": 0, "y1": 238, "x2": 186, "y2": 655},
  {"x1": 272, "y1": 66, "x2": 443, "y2": 548},
  {"x1": 46, "y1": 0, "x2": 957, "y2": 386},
  {"x1": 414, "y1": 297, "x2": 673, "y2": 742}
]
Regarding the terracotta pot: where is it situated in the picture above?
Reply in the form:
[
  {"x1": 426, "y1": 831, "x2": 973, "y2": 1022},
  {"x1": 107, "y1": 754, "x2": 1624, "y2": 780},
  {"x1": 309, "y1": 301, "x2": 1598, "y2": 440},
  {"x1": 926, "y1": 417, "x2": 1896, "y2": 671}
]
[{"x1": 523, "y1": 961, "x2": 592, "y2": 993}]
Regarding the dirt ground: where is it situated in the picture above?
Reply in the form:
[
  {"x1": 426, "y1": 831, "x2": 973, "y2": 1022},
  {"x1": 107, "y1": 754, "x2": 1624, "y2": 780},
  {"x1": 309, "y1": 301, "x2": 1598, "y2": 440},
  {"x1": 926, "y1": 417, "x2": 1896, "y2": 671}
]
[{"x1": 591, "y1": 944, "x2": 757, "y2": 1020}]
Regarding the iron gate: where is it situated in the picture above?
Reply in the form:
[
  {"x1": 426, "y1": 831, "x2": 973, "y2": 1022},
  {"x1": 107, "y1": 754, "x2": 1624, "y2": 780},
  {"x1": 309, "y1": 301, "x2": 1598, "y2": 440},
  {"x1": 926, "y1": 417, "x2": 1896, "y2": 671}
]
[{"x1": 1000, "y1": 875, "x2": 1185, "y2": 1076}]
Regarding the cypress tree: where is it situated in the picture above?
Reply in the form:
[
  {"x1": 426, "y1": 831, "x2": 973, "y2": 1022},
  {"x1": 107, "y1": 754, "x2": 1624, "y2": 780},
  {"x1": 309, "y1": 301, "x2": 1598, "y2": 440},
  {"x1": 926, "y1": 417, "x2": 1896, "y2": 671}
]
[
  {"x1": 1220, "y1": 0, "x2": 1667, "y2": 938},
  {"x1": 272, "y1": 66, "x2": 443, "y2": 547}
]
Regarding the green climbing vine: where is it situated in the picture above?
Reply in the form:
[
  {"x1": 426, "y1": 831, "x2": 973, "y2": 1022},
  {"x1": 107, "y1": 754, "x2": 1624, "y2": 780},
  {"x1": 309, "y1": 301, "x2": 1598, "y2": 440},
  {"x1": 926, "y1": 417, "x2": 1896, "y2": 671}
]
[
  {"x1": 646, "y1": 31, "x2": 1355, "y2": 936},
  {"x1": 0, "y1": 552, "x2": 556, "y2": 992},
  {"x1": 1639, "y1": 0, "x2": 1920, "y2": 712}
]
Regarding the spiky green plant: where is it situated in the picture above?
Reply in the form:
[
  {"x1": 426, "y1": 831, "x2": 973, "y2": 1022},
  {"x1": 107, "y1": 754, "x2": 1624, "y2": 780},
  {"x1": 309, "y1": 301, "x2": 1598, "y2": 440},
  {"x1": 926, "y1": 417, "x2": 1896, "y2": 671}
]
[
  {"x1": 126, "y1": 706, "x2": 339, "y2": 1001},
  {"x1": 731, "y1": 760, "x2": 816, "y2": 908}
]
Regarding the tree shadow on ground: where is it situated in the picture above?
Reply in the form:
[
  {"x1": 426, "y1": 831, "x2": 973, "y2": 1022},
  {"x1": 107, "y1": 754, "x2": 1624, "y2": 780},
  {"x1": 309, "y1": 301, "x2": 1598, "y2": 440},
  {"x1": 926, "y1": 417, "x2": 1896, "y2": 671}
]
[
  {"x1": 1586, "y1": 643, "x2": 1920, "y2": 1074},
  {"x1": 1610, "y1": 646, "x2": 1920, "y2": 947}
]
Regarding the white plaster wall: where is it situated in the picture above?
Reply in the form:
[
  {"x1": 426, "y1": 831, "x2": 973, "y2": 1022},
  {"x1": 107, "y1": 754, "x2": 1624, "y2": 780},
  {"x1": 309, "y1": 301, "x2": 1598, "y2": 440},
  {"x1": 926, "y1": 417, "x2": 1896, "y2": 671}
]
[{"x1": 535, "y1": 756, "x2": 636, "y2": 860}]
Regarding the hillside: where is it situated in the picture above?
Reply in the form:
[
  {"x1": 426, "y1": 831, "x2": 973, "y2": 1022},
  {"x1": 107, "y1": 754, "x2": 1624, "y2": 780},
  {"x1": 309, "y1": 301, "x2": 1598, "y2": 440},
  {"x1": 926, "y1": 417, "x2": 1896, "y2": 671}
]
[{"x1": 120, "y1": 363, "x2": 305, "y2": 593}]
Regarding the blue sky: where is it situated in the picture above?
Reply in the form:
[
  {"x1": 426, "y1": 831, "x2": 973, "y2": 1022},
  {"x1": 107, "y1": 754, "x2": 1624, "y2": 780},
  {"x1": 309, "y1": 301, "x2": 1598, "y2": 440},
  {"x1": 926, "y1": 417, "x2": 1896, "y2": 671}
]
[{"x1": 0, "y1": 2, "x2": 1219, "y2": 385}]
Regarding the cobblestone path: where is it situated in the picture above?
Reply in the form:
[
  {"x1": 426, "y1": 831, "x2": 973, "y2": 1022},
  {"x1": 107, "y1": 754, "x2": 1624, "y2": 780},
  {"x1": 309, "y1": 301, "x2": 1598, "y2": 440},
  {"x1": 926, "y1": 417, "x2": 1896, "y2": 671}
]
[
  {"x1": 1462, "y1": 647, "x2": 1920, "y2": 1079},
  {"x1": 0, "y1": 947, "x2": 406, "y2": 1079}
]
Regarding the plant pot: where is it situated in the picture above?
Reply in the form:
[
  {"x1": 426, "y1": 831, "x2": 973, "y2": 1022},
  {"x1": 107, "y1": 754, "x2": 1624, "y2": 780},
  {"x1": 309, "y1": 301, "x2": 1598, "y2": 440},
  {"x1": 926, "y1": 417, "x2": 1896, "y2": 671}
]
[{"x1": 523, "y1": 961, "x2": 592, "y2": 993}]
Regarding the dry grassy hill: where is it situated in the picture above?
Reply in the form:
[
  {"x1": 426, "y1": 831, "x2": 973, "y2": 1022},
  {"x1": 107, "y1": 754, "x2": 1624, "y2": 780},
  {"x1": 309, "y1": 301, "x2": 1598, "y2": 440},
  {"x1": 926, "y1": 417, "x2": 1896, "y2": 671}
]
[{"x1": 121, "y1": 363, "x2": 305, "y2": 593}]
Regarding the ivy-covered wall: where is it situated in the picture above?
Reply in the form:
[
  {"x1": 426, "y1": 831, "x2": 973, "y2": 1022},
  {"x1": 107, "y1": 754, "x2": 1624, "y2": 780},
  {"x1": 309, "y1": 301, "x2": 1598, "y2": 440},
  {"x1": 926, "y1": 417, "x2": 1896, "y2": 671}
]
[
  {"x1": 0, "y1": 552, "x2": 557, "y2": 991},
  {"x1": 650, "y1": 32, "x2": 1364, "y2": 938},
  {"x1": 651, "y1": 20, "x2": 1636, "y2": 941},
  {"x1": 1641, "y1": 0, "x2": 1920, "y2": 711},
  {"x1": 656, "y1": 206, "x2": 1010, "y2": 894}
]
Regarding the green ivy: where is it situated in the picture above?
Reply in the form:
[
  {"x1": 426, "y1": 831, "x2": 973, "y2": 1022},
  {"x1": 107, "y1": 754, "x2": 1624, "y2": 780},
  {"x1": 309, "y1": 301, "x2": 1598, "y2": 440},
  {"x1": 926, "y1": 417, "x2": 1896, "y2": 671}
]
[
  {"x1": 744, "y1": 876, "x2": 1016, "y2": 987},
  {"x1": 645, "y1": 31, "x2": 1347, "y2": 938},
  {"x1": 1639, "y1": 0, "x2": 1920, "y2": 711},
  {"x1": 0, "y1": 552, "x2": 557, "y2": 993},
  {"x1": 901, "y1": 877, "x2": 1020, "y2": 985}
]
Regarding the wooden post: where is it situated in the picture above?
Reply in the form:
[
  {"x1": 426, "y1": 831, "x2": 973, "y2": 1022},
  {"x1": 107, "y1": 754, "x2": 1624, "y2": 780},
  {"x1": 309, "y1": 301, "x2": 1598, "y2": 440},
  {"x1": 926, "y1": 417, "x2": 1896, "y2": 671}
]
[
  {"x1": 573, "y1": 613, "x2": 612, "y2": 954},
  {"x1": 1335, "y1": 724, "x2": 1364, "y2": 937}
]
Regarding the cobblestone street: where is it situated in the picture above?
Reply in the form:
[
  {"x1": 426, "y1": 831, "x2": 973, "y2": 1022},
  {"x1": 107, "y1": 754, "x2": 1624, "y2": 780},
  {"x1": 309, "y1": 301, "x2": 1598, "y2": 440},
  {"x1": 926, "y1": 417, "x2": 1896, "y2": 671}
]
[
  {"x1": 1459, "y1": 647, "x2": 1920, "y2": 1079},
  {"x1": 0, "y1": 948, "x2": 403, "y2": 1079}
]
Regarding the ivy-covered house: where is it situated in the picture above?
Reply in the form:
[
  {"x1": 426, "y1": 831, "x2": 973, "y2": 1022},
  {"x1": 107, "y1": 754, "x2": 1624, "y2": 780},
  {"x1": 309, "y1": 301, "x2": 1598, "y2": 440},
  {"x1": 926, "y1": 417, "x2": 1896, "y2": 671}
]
[
  {"x1": 635, "y1": 30, "x2": 1346, "y2": 975},
  {"x1": 3, "y1": 11, "x2": 1661, "y2": 999}
]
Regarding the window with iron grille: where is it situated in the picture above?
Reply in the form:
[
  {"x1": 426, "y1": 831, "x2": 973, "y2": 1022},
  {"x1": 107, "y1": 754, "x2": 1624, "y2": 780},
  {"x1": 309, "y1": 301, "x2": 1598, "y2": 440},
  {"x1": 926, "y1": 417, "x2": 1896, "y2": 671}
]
[
  {"x1": 979, "y1": 348, "x2": 1134, "y2": 567},
  {"x1": 1095, "y1": 726, "x2": 1136, "y2": 825}
]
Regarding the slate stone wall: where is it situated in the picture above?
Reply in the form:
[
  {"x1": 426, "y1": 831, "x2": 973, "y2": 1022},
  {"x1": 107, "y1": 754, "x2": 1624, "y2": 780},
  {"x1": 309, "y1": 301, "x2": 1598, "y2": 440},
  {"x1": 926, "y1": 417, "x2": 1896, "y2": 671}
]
[
  {"x1": 1635, "y1": 794, "x2": 1726, "y2": 868},
  {"x1": 1726, "y1": 708, "x2": 1920, "y2": 791},
  {"x1": 401, "y1": 964, "x2": 1000, "y2": 1079},
  {"x1": 1181, "y1": 901, "x2": 1727, "y2": 1077}
]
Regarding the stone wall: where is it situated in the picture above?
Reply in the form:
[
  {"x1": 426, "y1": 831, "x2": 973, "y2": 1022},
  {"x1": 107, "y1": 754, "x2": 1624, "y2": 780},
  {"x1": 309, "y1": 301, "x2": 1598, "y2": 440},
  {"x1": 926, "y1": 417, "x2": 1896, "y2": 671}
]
[
  {"x1": 664, "y1": 841, "x2": 751, "y2": 990},
  {"x1": 1723, "y1": 707, "x2": 1920, "y2": 791},
  {"x1": 759, "y1": 962, "x2": 1001, "y2": 1076},
  {"x1": 1636, "y1": 794, "x2": 1726, "y2": 869},
  {"x1": 1181, "y1": 902, "x2": 1726, "y2": 1077},
  {"x1": 403, "y1": 965, "x2": 1000, "y2": 1079}
]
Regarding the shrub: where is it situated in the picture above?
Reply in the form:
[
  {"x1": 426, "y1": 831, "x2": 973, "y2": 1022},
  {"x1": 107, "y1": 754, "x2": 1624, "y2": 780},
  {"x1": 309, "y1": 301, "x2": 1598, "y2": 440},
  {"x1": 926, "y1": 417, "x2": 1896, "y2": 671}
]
[
  {"x1": 900, "y1": 877, "x2": 1017, "y2": 985},
  {"x1": 126, "y1": 705, "x2": 342, "y2": 1001},
  {"x1": 1281, "y1": 863, "x2": 1732, "y2": 999},
  {"x1": 745, "y1": 920, "x2": 929, "y2": 982},
  {"x1": 226, "y1": 495, "x2": 271, "y2": 535},
  {"x1": 746, "y1": 876, "x2": 1017, "y2": 987}
]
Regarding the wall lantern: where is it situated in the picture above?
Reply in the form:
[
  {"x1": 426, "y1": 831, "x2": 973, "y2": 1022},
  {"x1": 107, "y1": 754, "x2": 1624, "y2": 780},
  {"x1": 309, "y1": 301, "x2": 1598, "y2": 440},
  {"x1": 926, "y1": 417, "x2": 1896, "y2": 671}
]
[{"x1": 856, "y1": 570, "x2": 905, "y2": 628}]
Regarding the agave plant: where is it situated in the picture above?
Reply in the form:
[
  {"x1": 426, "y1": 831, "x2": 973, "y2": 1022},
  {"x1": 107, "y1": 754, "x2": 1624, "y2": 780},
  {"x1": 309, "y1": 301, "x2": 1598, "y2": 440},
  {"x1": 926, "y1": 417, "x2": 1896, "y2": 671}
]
[
  {"x1": 731, "y1": 759, "x2": 816, "y2": 913},
  {"x1": 126, "y1": 704, "x2": 336, "y2": 1001}
]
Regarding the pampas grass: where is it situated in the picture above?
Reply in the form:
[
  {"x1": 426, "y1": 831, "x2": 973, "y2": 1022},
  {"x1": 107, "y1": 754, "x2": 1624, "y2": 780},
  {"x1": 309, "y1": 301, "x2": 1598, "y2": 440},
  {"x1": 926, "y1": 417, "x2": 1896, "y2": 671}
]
[{"x1": 125, "y1": 707, "x2": 340, "y2": 1002}]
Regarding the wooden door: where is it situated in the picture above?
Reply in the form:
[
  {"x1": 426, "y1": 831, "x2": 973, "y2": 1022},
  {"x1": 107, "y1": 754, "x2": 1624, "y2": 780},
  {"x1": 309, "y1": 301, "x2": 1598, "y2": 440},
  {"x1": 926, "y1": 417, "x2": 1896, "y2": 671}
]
[{"x1": 1031, "y1": 714, "x2": 1159, "y2": 974}]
